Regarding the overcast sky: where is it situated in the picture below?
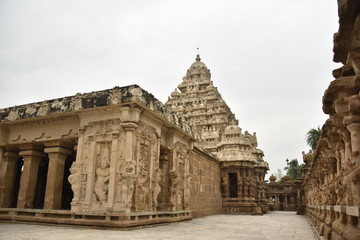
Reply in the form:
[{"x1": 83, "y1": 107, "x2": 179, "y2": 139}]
[{"x1": 0, "y1": 0, "x2": 340, "y2": 178}]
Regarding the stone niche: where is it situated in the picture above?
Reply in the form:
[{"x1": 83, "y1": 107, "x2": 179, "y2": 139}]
[{"x1": 0, "y1": 85, "x2": 201, "y2": 228}]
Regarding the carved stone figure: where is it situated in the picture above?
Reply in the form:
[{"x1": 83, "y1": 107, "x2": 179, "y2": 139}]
[
  {"x1": 220, "y1": 177, "x2": 227, "y2": 196},
  {"x1": 184, "y1": 174, "x2": 192, "y2": 209},
  {"x1": 169, "y1": 170, "x2": 179, "y2": 210},
  {"x1": 120, "y1": 160, "x2": 135, "y2": 207},
  {"x1": 68, "y1": 162, "x2": 82, "y2": 204},
  {"x1": 152, "y1": 168, "x2": 163, "y2": 210},
  {"x1": 94, "y1": 147, "x2": 110, "y2": 203}
]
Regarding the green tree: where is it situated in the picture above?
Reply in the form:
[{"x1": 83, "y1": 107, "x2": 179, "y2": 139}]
[
  {"x1": 306, "y1": 126, "x2": 322, "y2": 150},
  {"x1": 284, "y1": 158, "x2": 301, "y2": 179}
]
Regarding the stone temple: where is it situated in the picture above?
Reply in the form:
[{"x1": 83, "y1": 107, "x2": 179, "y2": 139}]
[
  {"x1": 0, "y1": 54, "x2": 269, "y2": 228},
  {"x1": 1, "y1": 1, "x2": 360, "y2": 238}
]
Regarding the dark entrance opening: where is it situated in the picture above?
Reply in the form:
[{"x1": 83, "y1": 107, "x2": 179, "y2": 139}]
[
  {"x1": 61, "y1": 151, "x2": 76, "y2": 210},
  {"x1": 228, "y1": 172, "x2": 238, "y2": 198},
  {"x1": 33, "y1": 157, "x2": 49, "y2": 209},
  {"x1": 10, "y1": 157, "x2": 24, "y2": 208},
  {"x1": 279, "y1": 195, "x2": 284, "y2": 211}
]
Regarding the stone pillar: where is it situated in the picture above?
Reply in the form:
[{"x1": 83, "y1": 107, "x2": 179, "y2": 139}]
[
  {"x1": 43, "y1": 147, "x2": 72, "y2": 209},
  {"x1": 122, "y1": 123, "x2": 138, "y2": 162},
  {"x1": 0, "y1": 151, "x2": 19, "y2": 207},
  {"x1": 84, "y1": 136, "x2": 96, "y2": 207},
  {"x1": 0, "y1": 127, "x2": 9, "y2": 167},
  {"x1": 107, "y1": 131, "x2": 119, "y2": 209},
  {"x1": 121, "y1": 123, "x2": 137, "y2": 212},
  {"x1": 237, "y1": 169, "x2": 242, "y2": 197},
  {"x1": 17, "y1": 149, "x2": 46, "y2": 208}
]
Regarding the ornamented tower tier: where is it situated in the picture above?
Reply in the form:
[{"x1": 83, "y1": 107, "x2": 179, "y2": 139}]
[
  {"x1": 166, "y1": 54, "x2": 237, "y2": 149},
  {"x1": 166, "y1": 54, "x2": 269, "y2": 214}
]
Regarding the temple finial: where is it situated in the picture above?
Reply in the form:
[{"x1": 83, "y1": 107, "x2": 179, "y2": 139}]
[{"x1": 196, "y1": 48, "x2": 201, "y2": 62}]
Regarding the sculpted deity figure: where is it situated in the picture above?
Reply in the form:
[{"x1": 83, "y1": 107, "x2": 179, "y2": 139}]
[
  {"x1": 169, "y1": 170, "x2": 179, "y2": 209},
  {"x1": 221, "y1": 177, "x2": 227, "y2": 196},
  {"x1": 244, "y1": 176, "x2": 250, "y2": 197},
  {"x1": 152, "y1": 168, "x2": 163, "y2": 210},
  {"x1": 184, "y1": 174, "x2": 192, "y2": 209},
  {"x1": 68, "y1": 162, "x2": 82, "y2": 204},
  {"x1": 94, "y1": 147, "x2": 110, "y2": 203},
  {"x1": 120, "y1": 160, "x2": 135, "y2": 206}
]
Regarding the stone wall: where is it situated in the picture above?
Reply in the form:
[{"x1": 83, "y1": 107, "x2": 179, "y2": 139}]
[
  {"x1": 189, "y1": 145, "x2": 222, "y2": 218},
  {"x1": 0, "y1": 85, "x2": 199, "y2": 228},
  {"x1": 302, "y1": 1, "x2": 360, "y2": 239}
]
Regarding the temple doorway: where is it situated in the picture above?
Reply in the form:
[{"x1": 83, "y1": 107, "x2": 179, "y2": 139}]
[
  {"x1": 279, "y1": 195, "x2": 284, "y2": 211},
  {"x1": 10, "y1": 157, "x2": 24, "y2": 208},
  {"x1": 33, "y1": 157, "x2": 49, "y2": 209},
  {"x1": 228, "y1": 173, "x2": 238, "y2": 198}
]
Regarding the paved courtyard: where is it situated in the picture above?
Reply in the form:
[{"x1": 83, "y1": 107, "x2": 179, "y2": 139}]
[{"x1": 0, "y1": 211, "x2": 317, "y2": 240}]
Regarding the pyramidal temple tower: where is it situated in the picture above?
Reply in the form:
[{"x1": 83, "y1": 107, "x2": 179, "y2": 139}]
[{"x1": 166, "y1": 54, "x2": 269, "y2": 214}]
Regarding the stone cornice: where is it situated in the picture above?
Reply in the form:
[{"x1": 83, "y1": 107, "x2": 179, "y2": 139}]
[{"x1": 0, "y1": 85, "x2": 195, "y2": 138}]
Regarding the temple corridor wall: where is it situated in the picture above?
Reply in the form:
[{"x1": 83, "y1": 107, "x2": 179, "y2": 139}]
[
  {"x1": 189, "y1": 147, "x2": 222, "y2": 218},
  {"x1": 302, "y1": 1, "x2": 360, "y2": 239}
]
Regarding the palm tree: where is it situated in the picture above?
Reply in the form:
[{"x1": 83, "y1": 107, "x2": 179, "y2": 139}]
[{"x1": 306, "y1": 127, "x2": 322, "y2": 150}]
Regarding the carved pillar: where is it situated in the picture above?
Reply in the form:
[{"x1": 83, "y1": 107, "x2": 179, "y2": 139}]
[
  {"x1": 107, "y1": 131, "x2": 119, "y2": 209},
  {"x1": 237, "y1": 169, "x2": 242, "y2": 197},
  {"x1": 0, "y1": 151, "x2": 19, "y2": 207},
  {"x1": 122, "y1": 123, "x2": 137, "y2": 162},
  {"x1": 17, "y1": 149, "x2": 46, "y2": 208},
  {"x1": 275, "y1": 195, "x2": 279, "y2": 210},
  {"x1": 43, "y1": 147, "x2": 72, "y2": 209},
  {"x1": 84, "y1": 136, "x2": 96, "y2": 207},
  {"x1": 121, "y1": 123, "x2": 137, "y2": 211}
]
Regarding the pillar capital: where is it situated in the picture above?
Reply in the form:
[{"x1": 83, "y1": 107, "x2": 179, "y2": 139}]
[
  {"x1": 44, "y1": 147, "x2": 73, "y2": 156},
  {"x1": 3, "y1": 151, "x2": 20, "y2": 161},
  {"x1": 18, "y1": 150, "x2": 46, "y2": 159},
  {"x1": 120, "y1": 106, "x2": 142, "y2": 123},
  {"x1": 41, "y1": 138, "x2": 76, "y2": 149},
  {"x1": 121, "y1": 122, "x2": 138, "y2": 131}
]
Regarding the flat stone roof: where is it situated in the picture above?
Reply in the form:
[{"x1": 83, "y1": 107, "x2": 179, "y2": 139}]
[{"x1": 0, "y1": 84, "x2": 195, "y2": 137}]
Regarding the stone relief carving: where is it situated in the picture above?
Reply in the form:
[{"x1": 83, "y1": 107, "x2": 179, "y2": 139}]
[
  {"x1": 118, "y1": 160, "x2": 135, "y2": 207},
  {"x1": 94, "y1": 147, "x2": 110, "y2": 203},
  {"x1": 221, "y1": 176, "x2": 227, "y2": 196},
  {"x1": 184, "y1": 174, "x2": 191, "y2": 209},
  {"x1": 169, "y1": 169, "x2": 179, "y2": 210},
  {"x1": 152, "y1": 168, "x2": 163, "y2": 210},
  {"x1": 68, "y1": 162, "x2": 83, "y2": 204}
]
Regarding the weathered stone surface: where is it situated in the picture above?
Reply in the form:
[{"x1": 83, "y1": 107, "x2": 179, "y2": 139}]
[
  {"x1": 0, "y1": 85, "x2": 194, "y2": 137},
  {"x1": 0, "y1": 58, "x2": 231, "y2": 228},
  {"x1": 303, "y1": 1, "x2": 360, "y2": 238},
  {"x1": 166, "y1": 55, "x2": 269, "y2": 214}
]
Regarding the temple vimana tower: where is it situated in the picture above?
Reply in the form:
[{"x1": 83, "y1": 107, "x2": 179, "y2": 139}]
[
  {"x1": 165, "y1": 54, "x2": 269, "y2": 214},
  {"x1": 0, "y1": 54, "x2": 269, "y2": 228}
]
